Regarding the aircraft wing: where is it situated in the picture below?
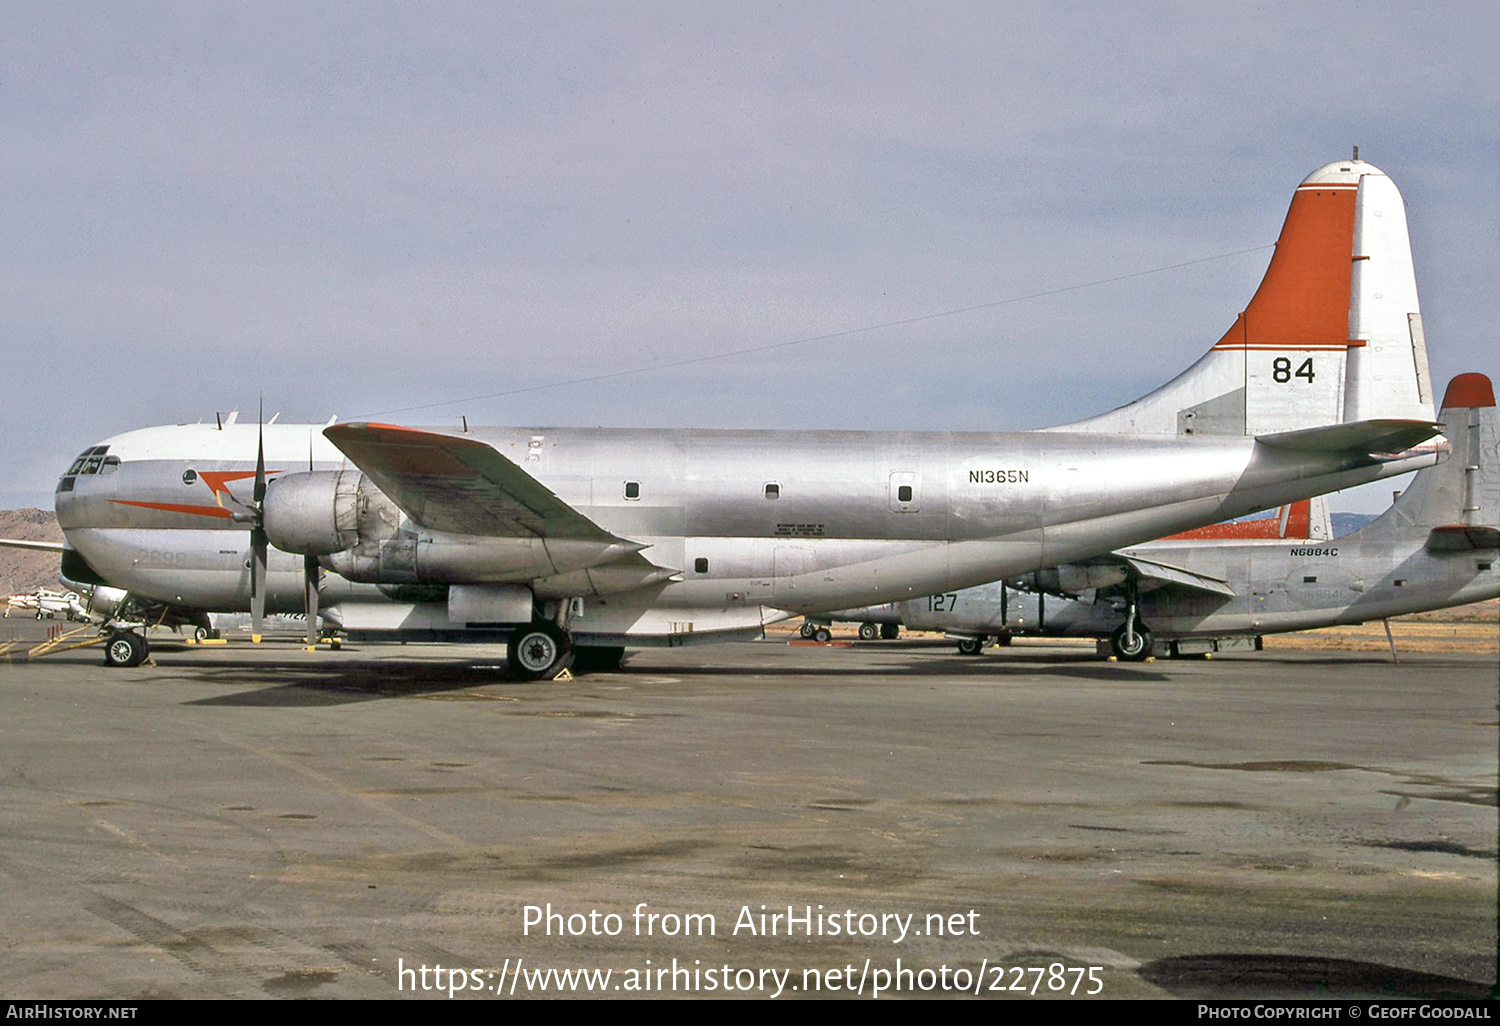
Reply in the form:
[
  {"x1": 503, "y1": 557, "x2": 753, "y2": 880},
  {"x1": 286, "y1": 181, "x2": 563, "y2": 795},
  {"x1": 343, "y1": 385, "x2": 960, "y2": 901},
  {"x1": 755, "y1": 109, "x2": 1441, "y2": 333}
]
[
  {"x1": 1255, "y1": 418, "x2": 1442, "y2": 456},
  {"x1": 1115, "y1": 555, "x2": 1236, "y2": 598},
  {"x1": 0, "y1": 538, "x2": 65, "y2": 552},
  {"x1": 324, "y1": 423, "x2": 626, "y2": 541}
]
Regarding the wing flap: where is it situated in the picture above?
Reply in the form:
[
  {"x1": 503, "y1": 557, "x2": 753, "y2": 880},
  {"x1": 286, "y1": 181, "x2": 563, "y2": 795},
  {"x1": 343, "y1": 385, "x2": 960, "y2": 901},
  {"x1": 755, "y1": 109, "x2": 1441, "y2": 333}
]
[{"x1": 325, "y1": 423, "x2": 623, "y2": 541}]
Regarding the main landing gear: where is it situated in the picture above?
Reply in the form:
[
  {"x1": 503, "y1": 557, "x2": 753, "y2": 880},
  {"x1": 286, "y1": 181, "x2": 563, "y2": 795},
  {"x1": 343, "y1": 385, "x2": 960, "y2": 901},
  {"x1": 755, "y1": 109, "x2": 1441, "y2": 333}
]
[
  {"x1": 103, "y1": 631, "x2": 149, "y2": 668},
  {"x1": 506, "y1": 620, "x2": 574, "y2": 681},
  {"x1": 1109, "y1": 579, "x2": 1153, "y2": 661}
]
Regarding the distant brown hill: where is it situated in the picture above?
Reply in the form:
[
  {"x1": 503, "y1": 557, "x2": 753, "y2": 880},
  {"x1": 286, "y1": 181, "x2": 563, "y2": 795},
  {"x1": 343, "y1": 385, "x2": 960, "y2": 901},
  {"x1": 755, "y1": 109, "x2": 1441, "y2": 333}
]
[{"x1": 0, "y1": 509, "x2": 63, "y2": 597}]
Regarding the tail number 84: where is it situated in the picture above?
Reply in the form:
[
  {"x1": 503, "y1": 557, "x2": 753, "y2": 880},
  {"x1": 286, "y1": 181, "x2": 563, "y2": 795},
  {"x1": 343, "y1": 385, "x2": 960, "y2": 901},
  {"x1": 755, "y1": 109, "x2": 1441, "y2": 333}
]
[{"x1": 1273, "y1": 357, "x2": 1316, "y2": 383}]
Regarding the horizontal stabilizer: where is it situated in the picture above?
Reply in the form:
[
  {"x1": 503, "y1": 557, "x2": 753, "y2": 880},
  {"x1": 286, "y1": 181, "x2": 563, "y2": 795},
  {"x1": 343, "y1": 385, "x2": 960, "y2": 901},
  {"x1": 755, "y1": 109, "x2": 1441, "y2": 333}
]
[
  {"x1": 0, "y1": 538, "x2": 65, "y2": 552},
  {"x1": 1424, "y1": 525, "x2": 1500, "y2": 552},
  {"x1": 325, "y1": 423, "x2": 625, "y2": 542},
  {"x1": 1255, "y1": 418, "x2": 1440, "y2": 456}
]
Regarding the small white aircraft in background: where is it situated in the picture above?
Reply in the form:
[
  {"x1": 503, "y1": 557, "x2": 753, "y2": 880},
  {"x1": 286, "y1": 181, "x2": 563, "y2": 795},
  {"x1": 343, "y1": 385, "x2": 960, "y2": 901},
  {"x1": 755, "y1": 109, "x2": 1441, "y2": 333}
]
[{"x1": 4, "y1": 587, "x2": 86, "y2": 621}]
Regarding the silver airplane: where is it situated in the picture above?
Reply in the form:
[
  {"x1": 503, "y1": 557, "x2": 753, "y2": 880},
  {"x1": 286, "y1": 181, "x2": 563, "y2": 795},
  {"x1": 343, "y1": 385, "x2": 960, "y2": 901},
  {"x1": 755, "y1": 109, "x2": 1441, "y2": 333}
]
[
  {"x1": 837, "y1": 373, "x2": 1499, "y2": 659},
  {"x1": 27, "y1": 157, "x2": 1447, "y2": 675},
  {"x1": 803, "y1": 497, "x2": 1334, "y2": 642}
]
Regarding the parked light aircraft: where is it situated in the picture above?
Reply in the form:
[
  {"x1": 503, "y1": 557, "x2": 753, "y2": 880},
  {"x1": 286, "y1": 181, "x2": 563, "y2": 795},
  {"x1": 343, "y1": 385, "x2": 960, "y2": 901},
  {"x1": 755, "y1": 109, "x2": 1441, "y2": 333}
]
[
  {"x1": 3, "y1": 587, "x2": 86, "y2": 621},
  {"x1": 822, "y1": 374, "x2": 1499, "y2": 659},
  {"x1": 20, "y1": 157, "x2": 1449, "y2": 674}
]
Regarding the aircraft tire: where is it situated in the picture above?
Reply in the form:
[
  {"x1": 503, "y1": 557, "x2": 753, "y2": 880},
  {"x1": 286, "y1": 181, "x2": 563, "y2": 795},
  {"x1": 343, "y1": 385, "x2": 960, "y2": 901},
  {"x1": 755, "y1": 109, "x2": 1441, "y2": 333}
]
[
  {"x1": 799, "y1": 623, "x2": 817, "y2": 638},
  {"x1": 103, "y1": 631, "x2": 147, "y2": 668},
  {"x1": 858, "y1": 622, "x2": 879, "y2": 641},
  {"x1": 880, "y1": 623, "x2": 899, "y2": 640},
  {"x1": 812, "y1": 627, "x2": 832, "y2": 643},
  {"x1": 193, "y1": 626, "x2": 211, "y2": 641},
  {"x1": 956, "y1": 637, "x2": 984, "y2": 656},
  {"x1": 507, "y1": 622, "x2": 574, "y2": 681},
  {"x1": 1109, "y1": 623, "x2": 1154, "y2": 661}
]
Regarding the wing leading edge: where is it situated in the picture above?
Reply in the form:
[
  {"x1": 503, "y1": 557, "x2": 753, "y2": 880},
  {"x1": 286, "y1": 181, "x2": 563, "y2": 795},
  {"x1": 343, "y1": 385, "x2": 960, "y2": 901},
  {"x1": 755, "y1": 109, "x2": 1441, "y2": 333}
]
[{"x1": 324, "y1": 423, "x2": 627, "y2": 542}]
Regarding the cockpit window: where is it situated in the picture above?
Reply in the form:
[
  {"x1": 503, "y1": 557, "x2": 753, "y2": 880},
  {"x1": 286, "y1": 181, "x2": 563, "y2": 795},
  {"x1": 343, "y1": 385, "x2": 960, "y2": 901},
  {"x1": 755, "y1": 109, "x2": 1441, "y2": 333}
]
[
  {"x1": 81, "y1": 457, "x2": 104, "y2": 475},
  {"x1": 67, "y1": 458, "x2": 87, "y2": 475},
  {"x1": 99, "y1": 455, "x2": 120, "y2": 475}
]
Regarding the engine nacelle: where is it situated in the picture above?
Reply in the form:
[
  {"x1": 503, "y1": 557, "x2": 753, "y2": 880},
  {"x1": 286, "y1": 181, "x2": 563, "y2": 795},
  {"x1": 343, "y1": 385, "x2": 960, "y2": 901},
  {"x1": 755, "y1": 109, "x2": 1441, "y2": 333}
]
[
  {"x1": 263, "y1": 470, "x2": 398, "y2": 556},
  {"x1": 1010, "y1": 563, "x2": 1128, "y2": 596},
  {"x1": 265, "y1": 470, "x2": 651, "y2": 586}
]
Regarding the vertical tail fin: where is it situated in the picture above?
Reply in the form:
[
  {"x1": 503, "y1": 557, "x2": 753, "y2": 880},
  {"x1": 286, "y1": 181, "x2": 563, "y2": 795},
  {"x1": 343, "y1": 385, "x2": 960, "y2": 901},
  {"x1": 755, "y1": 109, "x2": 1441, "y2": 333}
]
[
  {"x1": 1057, "y1": 158, "x2": 1436, "y2": 436},
  {"x1": 1362, "y1": 373, "x2": 1498, "y2": 536}
]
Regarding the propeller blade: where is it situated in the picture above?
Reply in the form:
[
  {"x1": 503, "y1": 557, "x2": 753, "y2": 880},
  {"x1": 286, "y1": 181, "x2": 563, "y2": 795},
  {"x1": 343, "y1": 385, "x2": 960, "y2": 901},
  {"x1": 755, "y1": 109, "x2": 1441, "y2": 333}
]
[
  {"x1": 303, "y1": 554, "x2": 319, "y2": 646},
  {"x1": 253, "y1": 399, "x2": 267, "y2": 506},
  {"x1": 250, "y1": 526, "x2": 267, "y2": 636}
]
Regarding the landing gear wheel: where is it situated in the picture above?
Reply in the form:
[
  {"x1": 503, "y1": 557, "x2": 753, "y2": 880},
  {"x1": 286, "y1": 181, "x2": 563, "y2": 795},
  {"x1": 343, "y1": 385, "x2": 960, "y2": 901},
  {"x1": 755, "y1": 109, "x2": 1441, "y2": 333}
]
[
  {"x1": 858, "y1": 622, "x2": 879, "y2": 641},
  {"x1": 956, "y1": 637, "x2": 985, "y2": 656},
  {"x1": 1110, "y1": 623, "x2": 1154, "y2": 661},
  {"x1": 104, "y1": 631, "x2": 148, "y2": 668},
  {"x1": 193, "y1": 625, "x2": 211, "y2": 641},
  {"x1": 507, "y1": 622, "x2": 574, "y2": 681},
  {"x1": 812, "y1": 627, "x2": 832, "y2": 643},
  {"x1": 799, "y1": 622, "x2": 817, "y2": 638},
  {"x1": 880, "y1": 623, "x2": 900, "y2": 640}
]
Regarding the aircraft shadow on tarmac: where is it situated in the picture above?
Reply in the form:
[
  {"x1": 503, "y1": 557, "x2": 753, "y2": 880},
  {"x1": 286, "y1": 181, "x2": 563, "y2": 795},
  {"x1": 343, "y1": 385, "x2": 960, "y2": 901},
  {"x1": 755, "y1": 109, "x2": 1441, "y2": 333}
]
[
  {"x1": 1137, "y1": 953, "x2": 1490, "y2": 1000},
  {"x1": 179, "y1": 660, "x2": 520, "y2": 706},
  {"x1": 168, "y1": 647, "x2": 1177, "y2": 707}
]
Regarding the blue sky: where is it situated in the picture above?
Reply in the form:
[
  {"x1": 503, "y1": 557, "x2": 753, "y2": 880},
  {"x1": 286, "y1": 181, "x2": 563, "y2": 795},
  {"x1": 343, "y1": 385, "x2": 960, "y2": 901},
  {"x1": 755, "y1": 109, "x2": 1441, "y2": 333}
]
[{"x1": 3, "y1": 2, "x2": 1495, "y2": 511}]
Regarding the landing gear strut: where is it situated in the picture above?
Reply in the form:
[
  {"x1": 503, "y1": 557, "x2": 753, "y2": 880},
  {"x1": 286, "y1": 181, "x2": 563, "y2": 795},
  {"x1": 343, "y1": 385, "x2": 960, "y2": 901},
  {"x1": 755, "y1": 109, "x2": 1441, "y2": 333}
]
[{"x1": 1109, "y1": 580, "x2": 1153, "y2": 661}]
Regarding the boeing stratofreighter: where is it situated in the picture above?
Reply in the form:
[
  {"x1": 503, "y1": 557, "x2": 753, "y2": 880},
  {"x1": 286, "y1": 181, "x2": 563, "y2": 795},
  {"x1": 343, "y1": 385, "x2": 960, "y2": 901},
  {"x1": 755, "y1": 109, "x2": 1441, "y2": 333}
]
[
  {"x1": 36, "y1": 157, "x2": 1447, "y2": 675},
  {"x1": 823, "y1": 373, "x2": 1498, "y2": 660}
]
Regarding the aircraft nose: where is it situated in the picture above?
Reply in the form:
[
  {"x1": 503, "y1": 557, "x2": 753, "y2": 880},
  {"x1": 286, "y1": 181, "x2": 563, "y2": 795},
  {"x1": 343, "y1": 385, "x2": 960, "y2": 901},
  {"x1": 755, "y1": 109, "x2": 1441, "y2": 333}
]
[{"x1": 55, "y1": 443, "x2": 120, "y2": 510}]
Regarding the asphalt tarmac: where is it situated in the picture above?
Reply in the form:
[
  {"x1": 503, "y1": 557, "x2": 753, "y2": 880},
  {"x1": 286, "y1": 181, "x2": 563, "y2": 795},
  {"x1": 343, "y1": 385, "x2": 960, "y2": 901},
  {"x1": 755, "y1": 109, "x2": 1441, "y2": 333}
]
[{"x1": 1, "y1": 623, "x2": 1495, "y2": 1001}]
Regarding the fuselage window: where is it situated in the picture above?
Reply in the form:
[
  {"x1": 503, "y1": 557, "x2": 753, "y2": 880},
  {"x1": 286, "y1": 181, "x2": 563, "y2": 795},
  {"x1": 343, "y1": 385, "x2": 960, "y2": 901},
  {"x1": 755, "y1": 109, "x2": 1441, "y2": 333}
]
[
  {"x1": 624, "y1": 481, "x2": 640, "y2": 500},
  {"x1": 764, "y1": 483, "x2": 780, "y2": 500},
  {"x1": 1303, "y1": 575, "x2": 1317, "y2": 583},
  {"x1": 183, "y1": 469, "x2": 198, "y2": 485},
  {"x1": 694, "y1": 558, "x2": 709, "y2": 574},
  {"x1": 898, "y1": 485, "x2": 913, "y2": 503}
]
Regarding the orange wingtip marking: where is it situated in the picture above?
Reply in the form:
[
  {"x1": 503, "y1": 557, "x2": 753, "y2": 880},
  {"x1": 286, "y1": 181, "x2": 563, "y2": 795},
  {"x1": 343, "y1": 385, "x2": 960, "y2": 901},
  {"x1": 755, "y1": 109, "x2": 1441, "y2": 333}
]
[
  {"x1": 1214, "y1": 184, "x2": 1357, "y2": 350},
  {"x1": 110, "y1": 500, "x2": 235, "y2": 519},
  {"x1": 1441, "y1": 373, "x2": 1495, "y2": 409},
  {"x1": 332, "y1": 422, "x2": 430, "y2": 435}
]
